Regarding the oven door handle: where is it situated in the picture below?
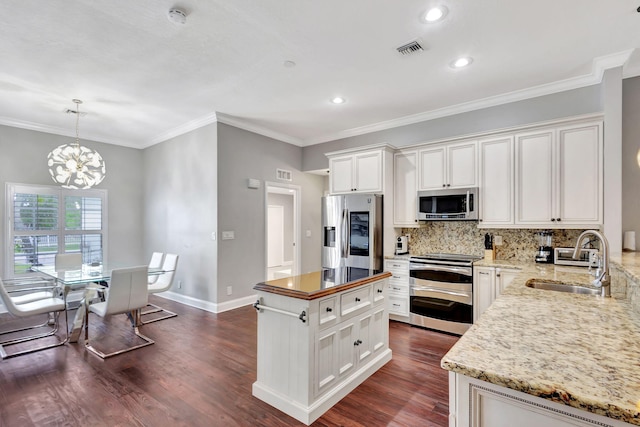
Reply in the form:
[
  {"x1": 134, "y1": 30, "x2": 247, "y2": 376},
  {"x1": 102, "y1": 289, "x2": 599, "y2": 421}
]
[
  {"x1": 412, "y1": 286, "x2": 471, "y2": 298},
  {"x1": 409, "y1": 264, "x2": 472, "y2": 276}
]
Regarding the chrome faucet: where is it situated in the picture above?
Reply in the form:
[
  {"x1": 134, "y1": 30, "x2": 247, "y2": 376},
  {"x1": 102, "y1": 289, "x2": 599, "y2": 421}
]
[{"x1": 572, "y1": 230, "x2": 610, "y2": 297}]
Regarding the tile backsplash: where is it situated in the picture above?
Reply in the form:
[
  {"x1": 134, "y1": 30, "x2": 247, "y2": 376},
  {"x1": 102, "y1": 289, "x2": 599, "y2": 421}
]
[{"x1": 401, "y1": 223, "x2": 586, "y2": 262}]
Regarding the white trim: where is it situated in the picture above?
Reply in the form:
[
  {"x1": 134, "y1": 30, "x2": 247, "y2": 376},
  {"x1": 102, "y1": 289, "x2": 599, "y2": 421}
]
[
  {"x1": 0, "y1": 116, "x2": 143, "y2": 149},
  {"x1": 265, "y1": 182, "x2": 302, "y2": 278},
  {"x1": 144, "y1": 112, "x2": 219, "y2": 148},
  {"x1": 303, "y1": 50, "x2": 634, "y2": 146},
  {"x1": 216, "y1": 113, "x2": 303, "y2": 146},
  {"x1": 0, "y1": 52, "x2": 631, "y2": 150},
  {"x1": 155, "y1": 291, "x2": 256, "y2": 314}
]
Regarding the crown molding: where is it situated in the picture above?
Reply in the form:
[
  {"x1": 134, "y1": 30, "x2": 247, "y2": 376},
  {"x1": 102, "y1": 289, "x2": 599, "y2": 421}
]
[
  {"x1": 0, "y1": 115, "x2": 143, "y2": 148},
  {"x1": 143, "y1": 112, "x2": 219, "y2": 148},
  {"x1": 215, "y1": 113, "x2": 304, "y2": 146},
  {"x1": 304, "y1": 49, "x2": 635, "y2": 146}
]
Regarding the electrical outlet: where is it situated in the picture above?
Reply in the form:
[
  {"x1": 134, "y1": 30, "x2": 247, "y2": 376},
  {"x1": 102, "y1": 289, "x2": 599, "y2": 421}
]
[
  {"x1": 178, "y1": 280, "x2": 183, "y2": 289},
  {"x1": 226, "y1": 286, "x2": 232, "y2": 296},
  {"x1": 494, "y1": 235, "x2": 503, "y2": 246}
]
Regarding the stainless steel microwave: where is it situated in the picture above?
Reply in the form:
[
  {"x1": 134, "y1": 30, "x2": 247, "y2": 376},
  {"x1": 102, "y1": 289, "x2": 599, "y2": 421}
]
[{"x1": 417, "y1": 187, "x2": 478, "y2": 221}]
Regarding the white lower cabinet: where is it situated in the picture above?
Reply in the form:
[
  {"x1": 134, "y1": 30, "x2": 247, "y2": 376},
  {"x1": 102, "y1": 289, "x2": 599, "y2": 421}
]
[
  {"x1": 449, "y1": 372, "x2": 630, "y2": 427},
  {"x1": 384, "y1": 259, "x2": 410, "y2": 321},
  {"x1": 253, "y1": 278, "x2": 392, "y2": 425},
  {"x1": 474, "y1": 266, "x2": 519, "y2": 322}
]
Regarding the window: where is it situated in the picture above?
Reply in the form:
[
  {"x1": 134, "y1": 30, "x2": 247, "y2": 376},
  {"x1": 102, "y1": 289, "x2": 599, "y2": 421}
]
[{"x1": 6, "y1": 183, "x2": 107, "y2": 276}]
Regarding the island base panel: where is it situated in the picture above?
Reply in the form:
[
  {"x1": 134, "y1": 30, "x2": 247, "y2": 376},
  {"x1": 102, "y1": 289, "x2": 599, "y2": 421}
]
[{"x1": 253, "y1": 348, "x2": 391, "y2": 425}]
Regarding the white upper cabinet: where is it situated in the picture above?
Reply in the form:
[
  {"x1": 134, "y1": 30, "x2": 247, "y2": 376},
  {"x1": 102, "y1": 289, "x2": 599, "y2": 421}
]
[
  {"x1": 515, "y1": 129, "x2": 555, "y2": 225},
  {"x1": 328, "y1": 148, "x2": 390, "y2": 194},
  {"x1": 418, "y1": 141, "x2": 477, "y2": 190},
  {"x1": 478, "y1": 136, "x2": 514, "y2": 226},
  {"x1": 393, "y1": 150, "x2": 418, "y2": 227},
  {"x1": 556, "y1": 122, "x2": 603, "y2": 225},
  {"x1": 515, "y1": 121, "x2": 603, "y2": 228}
]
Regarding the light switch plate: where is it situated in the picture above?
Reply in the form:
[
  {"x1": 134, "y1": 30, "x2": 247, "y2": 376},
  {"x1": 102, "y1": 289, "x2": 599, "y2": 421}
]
[{"x1": 222, "y1": 231, "x2": 235, "y2": 240}]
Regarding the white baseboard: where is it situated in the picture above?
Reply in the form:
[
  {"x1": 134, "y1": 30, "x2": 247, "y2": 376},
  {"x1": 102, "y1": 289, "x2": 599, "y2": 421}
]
[
  {"x1": 155, "y1": 291, "x2": 257, "y2": 314},
  {"x1": 0, "y1": 293, "x2": 256, "y2": 316}
]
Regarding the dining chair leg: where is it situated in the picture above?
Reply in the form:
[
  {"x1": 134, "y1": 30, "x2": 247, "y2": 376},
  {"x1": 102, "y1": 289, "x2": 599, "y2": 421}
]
[
  {"x1": 0, "y1": 310, "x2": 69, "y2": 360},
  {"x1": 140, "y1": 303, "x2": 178, "y2": 324}
]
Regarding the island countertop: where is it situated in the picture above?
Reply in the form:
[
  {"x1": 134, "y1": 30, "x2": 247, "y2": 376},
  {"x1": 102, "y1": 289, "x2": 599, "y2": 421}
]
[
  {"x1": 254, "y1": 268, "x2": 391, "y2": 300},
  {"x1": 441, "y1": 261, "x2": 640, "y2": 426}
]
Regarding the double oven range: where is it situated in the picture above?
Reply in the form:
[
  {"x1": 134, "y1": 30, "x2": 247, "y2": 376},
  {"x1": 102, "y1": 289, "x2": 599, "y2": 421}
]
[{"x1": 409, "y1": 253, "x2": 481, "y2": 335}]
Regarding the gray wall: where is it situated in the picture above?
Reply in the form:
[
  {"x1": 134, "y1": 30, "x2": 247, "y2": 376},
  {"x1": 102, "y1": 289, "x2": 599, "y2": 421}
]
[
  {"x1": 217, "y1": 123, "x2": 324, "y2": 304},
  {"x1": 302, "y1": 85, "x2": 603, "y2": 171},
  {"x1": 622, "y1": 76, "x2": 640, "y2": 249},
  {"x1": 143, "y1": 124, "x2": 218, "y2": 303},
  {"x1": 0, "y1": 124, "x2": 144, "y2": 276}
]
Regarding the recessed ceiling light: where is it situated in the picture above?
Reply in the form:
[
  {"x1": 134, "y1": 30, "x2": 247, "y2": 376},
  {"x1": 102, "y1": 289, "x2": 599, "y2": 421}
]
[
  {"x1": 424, "y1": 6, "x2": 448, "y2": 23},
  {"x1": 331, "y1": 97, "x2": 346, "y2": 104},
  {"x1": 450, "y1": 57, "x2": 473, "y2": 68}
]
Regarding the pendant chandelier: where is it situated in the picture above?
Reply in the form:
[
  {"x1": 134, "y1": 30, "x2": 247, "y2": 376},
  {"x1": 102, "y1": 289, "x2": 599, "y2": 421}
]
[{"x1": 47, "y1": 99, "x2": 106, "y2": 189}]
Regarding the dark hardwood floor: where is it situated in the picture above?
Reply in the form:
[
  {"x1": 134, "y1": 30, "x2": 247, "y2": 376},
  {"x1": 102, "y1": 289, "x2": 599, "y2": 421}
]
[{"x1": 0, "y1": 296, "x2": 458, "y2": 426}]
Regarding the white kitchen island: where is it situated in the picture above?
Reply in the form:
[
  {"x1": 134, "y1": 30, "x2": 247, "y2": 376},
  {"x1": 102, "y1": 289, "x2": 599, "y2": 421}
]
[{"x1": 252, "y1": 268, "x2": 392, "y2": 425}]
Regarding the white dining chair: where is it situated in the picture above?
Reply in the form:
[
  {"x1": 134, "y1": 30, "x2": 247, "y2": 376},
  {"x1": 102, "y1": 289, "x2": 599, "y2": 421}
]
[
  {"x1": 141, "y1": 253, "x2": 179, "y2": 324},
  {"x1": 147, "y1": 252, "x2": 164, "y2": 285},
  {"x1": 84, "y1": 266, "x2": 154, "y2": 359},
  {"x1": 0, "y1": 278, "x2": 68, "y2": 359}
]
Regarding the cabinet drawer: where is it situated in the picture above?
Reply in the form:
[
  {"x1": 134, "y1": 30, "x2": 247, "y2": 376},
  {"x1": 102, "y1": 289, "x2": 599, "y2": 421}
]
[
  {"x1": 387, "y1": 282, "x2": 408, "y2": 296},
  {"x1": 388, "y1": 272, "x2": 408, "y2": 284},
  {"x1": 319, "y1": 297, "x2": 338, "y2": 329},
  {"x1": 372, "y1": 281, "x2": 385, "y2": 305},
  {"x1": 385, "y1": 260, "x2": 409, "y2": 274},
  {"x1": 388, "y1": 295, "x2": 409, "y2": 316},
  {"x1": 341, "y1": 286, "x2": 372, "y2": 318}
]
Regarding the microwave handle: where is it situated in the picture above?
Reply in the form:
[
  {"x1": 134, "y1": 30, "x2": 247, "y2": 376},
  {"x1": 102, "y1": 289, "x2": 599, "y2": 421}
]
[
  {"x1": 466, "y1": 190, "x2": 470, "y2": 216},
  {"x1": 341, "y1": 208, "x2": 348, "y2": 259}
]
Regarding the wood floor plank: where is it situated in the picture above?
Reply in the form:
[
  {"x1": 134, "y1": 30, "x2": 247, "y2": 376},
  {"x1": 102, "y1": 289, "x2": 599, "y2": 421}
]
[{"x1": 0, "y1": 296, "x2": 458, "y2": 426}]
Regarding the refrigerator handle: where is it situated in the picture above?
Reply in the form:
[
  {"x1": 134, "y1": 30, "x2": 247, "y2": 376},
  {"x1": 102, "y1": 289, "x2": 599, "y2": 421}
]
[{"x1": 341, "y1": 209, "x2": 349, "y2": 259}]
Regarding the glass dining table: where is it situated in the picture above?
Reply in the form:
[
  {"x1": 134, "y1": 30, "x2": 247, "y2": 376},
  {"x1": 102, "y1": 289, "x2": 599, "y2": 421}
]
[{"x1": 31, "y1": 264, "x2": 169, "y2": 342}]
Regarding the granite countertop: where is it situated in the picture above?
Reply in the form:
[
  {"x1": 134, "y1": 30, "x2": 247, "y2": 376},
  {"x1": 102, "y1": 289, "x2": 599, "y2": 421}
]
[
  {"x1": 254, "y1": 268, "x2": 391, "y2": 300},
  {"x1": 442, "y1": 260, "x2": 640, "y2": 425}
]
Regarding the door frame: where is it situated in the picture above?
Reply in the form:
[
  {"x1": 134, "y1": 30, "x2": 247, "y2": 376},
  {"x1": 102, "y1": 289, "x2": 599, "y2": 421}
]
[{"x1": 264, "y1": 182, "x2": 301, "y2": 279}]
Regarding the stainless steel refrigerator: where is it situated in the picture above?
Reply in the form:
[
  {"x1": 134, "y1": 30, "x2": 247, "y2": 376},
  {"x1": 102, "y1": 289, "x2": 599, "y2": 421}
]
[{"x1": 321, "y1": 194, "x2": 383, "y2": 270}]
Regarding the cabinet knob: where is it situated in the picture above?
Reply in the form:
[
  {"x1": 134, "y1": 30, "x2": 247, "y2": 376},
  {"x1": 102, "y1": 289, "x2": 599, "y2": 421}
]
[
  {"x1": 551, "y1": 218, "x2": 556, "y2": 222},
  {"x1": 377, "y1": 289, "x2": 383, "y2": 293},
  {"x1": 354, "y1": 340, "x2": 360, "y2": 346},
  {"x1": 447, "y1": 184, "x2": 451, "y2": 187},
  {"x1": 355, "y1": 297, "x2": 361, "y2": 302},
  {"x1": 357, "y1": 339, "x2": 363, "y2": 345},
  {"x1": 479, "y1": 219, "x2": 483, "y2": 222},
  {"x1": 442, "y1": 184, "x2": 446, "y2": 187},
  {"x1": 557, "y1": 218, "x2": 561, "y2": 222},
  {"x1": 326, "y1": 307, "x2": 333, "y2": 312}
]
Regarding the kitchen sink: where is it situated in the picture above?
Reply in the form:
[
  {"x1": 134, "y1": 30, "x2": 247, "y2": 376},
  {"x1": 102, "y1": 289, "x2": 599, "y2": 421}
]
[{"x1": 525, "y1": 279, "x2": 600, "y2": 295}]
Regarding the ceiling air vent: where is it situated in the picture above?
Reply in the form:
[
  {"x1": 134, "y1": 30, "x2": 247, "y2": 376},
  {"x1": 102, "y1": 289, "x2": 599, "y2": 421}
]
[
  {"x1": 276, "y1": 168, "x2": 292, "y2": 181},
  {"x1": 396, "y1": 40, "x2": 424, "y2": 56}
]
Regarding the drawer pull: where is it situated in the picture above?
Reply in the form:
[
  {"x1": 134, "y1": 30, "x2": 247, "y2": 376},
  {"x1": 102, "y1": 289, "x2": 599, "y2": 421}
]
[
  {"x1": 392, "y1": 304, "x2": 401, "y2": 307},
  {"x1": 326, "y1": 307, "x2": 333, "y2": 312}
]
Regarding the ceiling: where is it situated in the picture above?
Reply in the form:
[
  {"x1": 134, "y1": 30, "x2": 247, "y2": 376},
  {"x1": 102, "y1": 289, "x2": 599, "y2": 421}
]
[{"x1": 1, "y1": 1, "x2": 639, "y2": 149}]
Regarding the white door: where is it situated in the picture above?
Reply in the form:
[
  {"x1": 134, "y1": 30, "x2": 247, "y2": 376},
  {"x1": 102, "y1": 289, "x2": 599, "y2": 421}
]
[
  {"x1": 447, "y1": 141, "x2": 477, "y2": 188},
  {"x1": 419, "y1": 146, "x2": 446, "y2": 190},
  {"x1": 479, "y1": 136, "x2": 514, "y2": 226},
  {"x1": 267, "y1": 205, "x2": 284, "y2": 268},
  {"x1": 515, "y1": 130, "x2": 555, "y2": 225},
  {"x1": 557, "y1": 123, "x2": 602, "y2": 225},
  {"x1": 265, "y1": 183, "x2": 301, "y2": 280}
]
